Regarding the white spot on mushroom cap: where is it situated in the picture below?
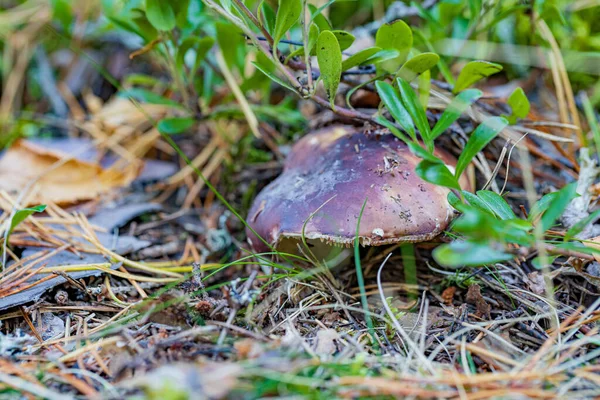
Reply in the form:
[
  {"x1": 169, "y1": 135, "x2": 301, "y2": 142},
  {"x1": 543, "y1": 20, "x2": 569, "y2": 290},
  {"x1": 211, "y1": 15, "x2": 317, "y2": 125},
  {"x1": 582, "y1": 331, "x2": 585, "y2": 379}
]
[{"x1": 372, "y1": 228, "x2": 384, "y2": 237}]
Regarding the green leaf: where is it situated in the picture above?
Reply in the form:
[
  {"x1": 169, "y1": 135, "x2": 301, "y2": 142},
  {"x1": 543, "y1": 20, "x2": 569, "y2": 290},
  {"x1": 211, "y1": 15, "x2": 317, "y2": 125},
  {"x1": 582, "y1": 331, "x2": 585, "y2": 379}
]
[
  {"x1": 537, "y1": 2, "x2": 566, "y2": 25},
  {"x1": 331, "y1": 30, "x2": 355, "y2": 51},
  {"x1": 176, "y1": 37, "x2": 215, "y2": 73},
  {"x1": 433, "y1": 240, "x2": 513, "y2": 268},
  {"x1": 528, "y1": 191, "x2": 558, "y2": 222},
  {"x1": 415, "y1": 160, "x2": 460, "y2": 190},
  {"x1": 123, "y1": 73, "x2": 162, "y2": 87},
  {"x1": 157, "y1": 117, "x2": 195, "y2": 135},
  {"x1": 252, "y1": 58, "x2": 296, "y2": 92},
  {"x1": 373, "y1": 116, "x2": 411, "y2": 144},
  {"x1": 172, "y1": 0, "x2": 191, "y2": 28},
  {"x1": 259, "y1": 1, "x2": 276, "y2": 35},
  {"x1": 341, "y1": 47, "x2": 381, "y2": 71},
  {"x1": 307, "y1": 23, "x2": 320, "y2": 55},
  {"x1": 8, "y1": 205, "x2": 47, "y2": 247},
  {"x1": 316, "y1": 30, "x2": 342, "y2": 108},
  {"x1": 216, "y1": 22, "x2": 245, "y2": 71},
  {"x1": 431, "y1": 89, "x2": 482, "y2": 140},
  {"x1": 461, "y1": 191, "x2": 495, "y2": 215},
  {"x1": 476, "y1": 190, "x2": 516, "y2": 220},
  {"x1": 455, "y1": 116, "x2": 508, "y2": 178},
  {"x1": 418, "y1": 69, "x2": 431, "y2": 109},
  {"x1": 451, "y1": 207, "x2": 533, "y2": 246},
  {"x1": 145, "y1": 0, "x2": 176, "y2": 31},
  {"x1": 293, "y1": 29, "x2": 355, "y2": 57},
  {"x1": 396, "y1": 78, "x2": 432, "y2": 148},
  {"x1": 375, "y1": 20, "x2": 413, "y2": 73},
  {"x1": 105, "y1": 6, "x2": 158, "y2": 42},
  {"x1": 368, "y1": 49, "x2": 401, "y2": 64},
  {"x1": 532, "y1": 255, "x2": 559, "y2": 269},
  {"x1": 119, "y1": 88, "x2": 182, "y2": 108},
  {"x1": 308, "y1": 4, "x2": 332, "y2": 31},
  {"x1": 540, "y1": 182, "x2": 578, "y2": 232},
  {"x1": 375, "y1": 80, "x2": 415, "y2": 141},
  {"x1": 453, "y1": 61, "x2": 503, "y2": 94},
  {"x1": 396, "y1": 52, "x2": 439, "y2": 82},
  {"x1": 273, "y1": 0, "x2": 302, "y2": 50},
  {"x1": 504, "y1": 87, "x2": 530, "y2": 124},
  {"x1": 407, "y1": 142, "x2": 440, "y2": 162},
  {"x1": 565, "y1": 209, "x2": 600, "y2": 241},
  {"x1": 51, "y1": 0, "x2": 74, "y2": 30},
  {"x1": 10, "y1": 205, "x2": 46, "y2": 235},
  {"x1": 219, "y1": 0, "x2": 232, "y2": 12}
]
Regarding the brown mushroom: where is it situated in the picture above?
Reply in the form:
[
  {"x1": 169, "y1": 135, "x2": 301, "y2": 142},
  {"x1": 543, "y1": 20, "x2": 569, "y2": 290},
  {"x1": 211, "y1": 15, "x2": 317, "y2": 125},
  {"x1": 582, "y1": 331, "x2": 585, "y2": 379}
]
[{"x1": 247, "y1": 125, "x2": 469, "y2": 259}]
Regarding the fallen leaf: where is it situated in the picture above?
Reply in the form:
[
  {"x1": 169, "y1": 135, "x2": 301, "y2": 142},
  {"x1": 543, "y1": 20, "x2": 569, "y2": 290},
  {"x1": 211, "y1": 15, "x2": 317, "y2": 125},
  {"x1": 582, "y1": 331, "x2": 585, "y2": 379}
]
[
  {"x1": 314, "y1": 328, "x2": 339, "y2": 356},
  {"x1": 465, "y1": 284, "x2": 491, "y2": 319},
  {"x1": 0, "y1": 139, "x2": 137, "y2": 205},
  {"x1": 525, "y1": 272, "x2": 546, "y2": 295},
  {"x1": 441, "y1": 286, "x2": 456, "y2": 305}
]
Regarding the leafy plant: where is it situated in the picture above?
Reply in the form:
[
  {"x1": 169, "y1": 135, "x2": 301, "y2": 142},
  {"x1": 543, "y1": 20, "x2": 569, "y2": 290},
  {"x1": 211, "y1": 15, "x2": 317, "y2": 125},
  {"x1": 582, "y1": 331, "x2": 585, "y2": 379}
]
[{"x1": 433, "y1": 183, "x2": 600, "y2": 268}]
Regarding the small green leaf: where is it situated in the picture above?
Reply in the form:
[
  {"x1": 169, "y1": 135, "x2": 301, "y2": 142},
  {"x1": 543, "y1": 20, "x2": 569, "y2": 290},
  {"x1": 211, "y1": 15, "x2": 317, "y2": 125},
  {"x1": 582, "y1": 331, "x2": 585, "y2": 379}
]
[
  {"x1": 461, "y1": 191, "x2": 495, "y2": 215},
  {"x1": 119, "y1": 88, "x2": 182, "y2": 108},
  {"x1": 540, "y1": 182, "x2": 578, "y2": 232},
  {"x1": 396, "y1": 52, "x2": 439, "y2": 82},
  {"x1": 273, "y1": 0, "x2": 302, "y2": 50},
  {"x1": 51, "y1": 0, "x2": 74, "y2": 30},
  {"x1": 418, "y1": 69, "x2": 431, "y2": 109},
  {"x1": 375, "y1": 20, "x2": 412, "y2": 73},
  {"x1": 252, "y1": 59, "x2": 296, "y2": 92},
  {"x1": 415, "y1": 160, "x2": 460, "y2": 190},
  {"x1": 529, "y1": 191, "x2": 559, "y2": 223},
  {"x1": 331, "y1": 30, "x2": 355, "y2": 51},
  {"x1": 375, "y1": 80, "x2": 415, "y2": 141},
  {"x1": 453, "y1": 61, "x2": 503, "y2": 93},
  {"x1": 145, "y1": 0, "x2": 176, "y2": 31},
  {"x1": 176, "y1": 37, "x2": 215, "y2": 73},
  {"x1": 216, "y1": 22, "x2": 245, "y2": 71},
  {"x1": 10, "y1": 205, "x2": 46, "y2": 235},
  {"x1": 158, "y1": 117, "x2": 195, "y2": 135},
  {"x1": 455, "y1": 116, "x2": 508, "y2": 178},
  {"x1": 537, "y1": 2, "x2": 566, "y2": 25},
  {"x1": 316, "y1": 30, "x2": 342, "y2": 107},
  {"x1": 307, "y1": 23, "x2": 320, "y2": 55},
  {"x1": 476, "y1": 190, "x2": 516, "y2": 220},
  {"x1": 8, "y1": 205, "x2": 46, "y2": 246},
  {"x1": 532, "y1": 255, "x2": 559, "y2": 269},
  {"x1": 431, "y1": 89, "x2": 482, "y2": 140},
  {"x1": 341, "y1": 47, "x2": 381, "y2": 71},
  {"x1": 368, "y1": 49, "x2": 401, "y2": 64},
  {"x1": 259, "y1": 1, "x2": 276, "y2": 35},
  {"x1": 396, "y1": 78, "x2": 432, "y2": 148},
  {"x1": 407, "y1": 142, "x2": 439, "y2": 162},
  {"x1": 172, "y1": 0, "x2": 191, "y2": 28},
  {"x1": 565, "y1": 209, "x2": 600, "y2": 241},
  {"x1": 374, "y1": 116, "x2": 411, "y2": 144},
  {"x1": 293, "y1": 29, "x2": 355, "y2": 57},
  {"x1": 308, "y1": 4, "x2": 332, "y2": 31},
  {"x1": 504, "y1": 87, "x2": 530, "y2": 124},
  {"x1": 434, "y1": 240, "x2": 513, "y2": 268},
  {"x1": 219, "y1": 0, "x2": 232, "y2": 12}
]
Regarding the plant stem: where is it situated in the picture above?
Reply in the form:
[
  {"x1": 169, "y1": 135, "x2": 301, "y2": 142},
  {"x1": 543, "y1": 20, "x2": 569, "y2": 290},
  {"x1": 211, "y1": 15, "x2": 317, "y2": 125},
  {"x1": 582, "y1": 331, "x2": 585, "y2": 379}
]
[{"x1": 232, "y1": 0, "x2": 273, "y2": 45}]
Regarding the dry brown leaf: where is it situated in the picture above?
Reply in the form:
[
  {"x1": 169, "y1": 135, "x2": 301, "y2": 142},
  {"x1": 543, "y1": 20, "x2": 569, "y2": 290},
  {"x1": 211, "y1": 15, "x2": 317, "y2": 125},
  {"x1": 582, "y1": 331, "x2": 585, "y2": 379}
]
[
  {"x1": 0, "y1": 139, "x2": 136, "y2": 205},
  {"x1": 92, "y1": 97, "x2": 170, "y2": 130}
]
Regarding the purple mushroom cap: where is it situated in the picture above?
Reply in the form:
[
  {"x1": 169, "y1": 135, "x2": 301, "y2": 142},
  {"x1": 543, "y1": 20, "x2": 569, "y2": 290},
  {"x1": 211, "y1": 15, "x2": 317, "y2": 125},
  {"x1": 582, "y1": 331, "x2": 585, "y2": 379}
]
[{"x1": 247, "y1": 125, "x2": 469, "y2": 253}]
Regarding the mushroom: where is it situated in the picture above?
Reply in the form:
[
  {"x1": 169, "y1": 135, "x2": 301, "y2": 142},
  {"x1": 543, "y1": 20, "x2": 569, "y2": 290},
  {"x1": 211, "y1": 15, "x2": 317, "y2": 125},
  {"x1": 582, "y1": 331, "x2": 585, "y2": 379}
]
[{"x1": 247, "y1": 125, "x2": 469, "y2": 262}]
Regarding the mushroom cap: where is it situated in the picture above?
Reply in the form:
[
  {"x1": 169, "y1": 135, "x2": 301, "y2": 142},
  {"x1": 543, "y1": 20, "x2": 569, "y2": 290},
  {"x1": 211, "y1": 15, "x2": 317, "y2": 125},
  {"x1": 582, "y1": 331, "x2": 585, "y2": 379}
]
[{"x1": 247, "y1": 126, "x2": 469, "y2": 253}]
